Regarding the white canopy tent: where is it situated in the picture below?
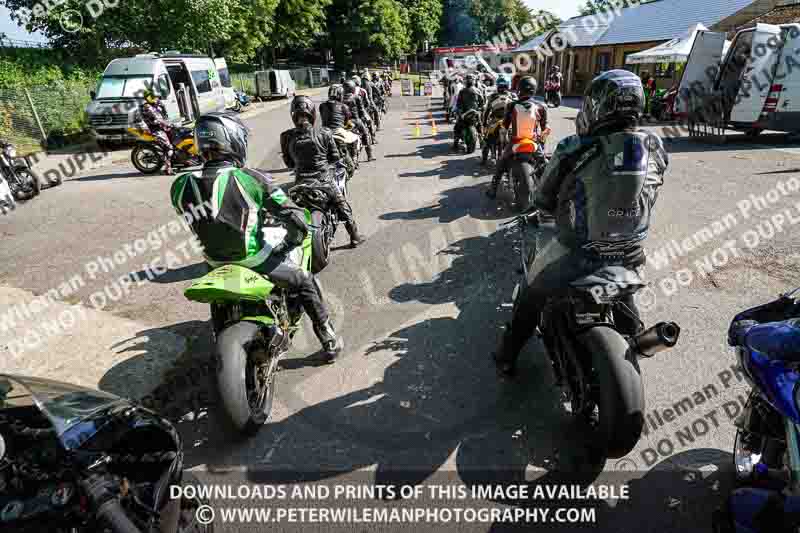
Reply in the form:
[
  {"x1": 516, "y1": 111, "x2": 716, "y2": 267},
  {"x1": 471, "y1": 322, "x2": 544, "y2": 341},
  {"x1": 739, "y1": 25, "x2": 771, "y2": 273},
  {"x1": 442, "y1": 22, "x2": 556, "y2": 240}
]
[{"x1": 626, "y1": 24, "x2": 731, "y2": 65}]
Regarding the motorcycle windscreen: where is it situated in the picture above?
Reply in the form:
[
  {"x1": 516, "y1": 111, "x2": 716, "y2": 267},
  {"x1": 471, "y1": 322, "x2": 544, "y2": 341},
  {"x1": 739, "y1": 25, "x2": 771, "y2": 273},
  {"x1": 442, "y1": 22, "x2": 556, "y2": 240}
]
[
  {"x1": 675, "y1": 30, "x2": 727, "y2": 115},
  {"x1": 729, "y1": 24, "x2": 783, "y2": 124}
]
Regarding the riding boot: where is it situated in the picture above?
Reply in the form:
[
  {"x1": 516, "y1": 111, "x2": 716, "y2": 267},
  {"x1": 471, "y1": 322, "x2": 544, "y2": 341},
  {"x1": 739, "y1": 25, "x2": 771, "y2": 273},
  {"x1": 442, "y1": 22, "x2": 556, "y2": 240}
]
[
  {"x1": 485, "y1": 174, "x2": 500, "y2": 199},
  {"x1": 365, "y1": 143, "x2": 376, "y2": 162},
  {"x1": 163, "y1": 152, "x2": 175, "y2": 176},
  {"x1": 313, "y1": 319, "x2": 344, "y2": 363},
  {"x1": 345, "y1": 221, "x2": 367, "y2": 247}
]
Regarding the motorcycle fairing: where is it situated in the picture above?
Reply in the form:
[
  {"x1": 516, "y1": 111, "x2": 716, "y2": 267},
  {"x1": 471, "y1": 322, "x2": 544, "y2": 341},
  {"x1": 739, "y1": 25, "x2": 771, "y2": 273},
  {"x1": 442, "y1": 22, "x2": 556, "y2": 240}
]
[{"x1": 184, "y1": 264, "x2": 276, "y2": 304}]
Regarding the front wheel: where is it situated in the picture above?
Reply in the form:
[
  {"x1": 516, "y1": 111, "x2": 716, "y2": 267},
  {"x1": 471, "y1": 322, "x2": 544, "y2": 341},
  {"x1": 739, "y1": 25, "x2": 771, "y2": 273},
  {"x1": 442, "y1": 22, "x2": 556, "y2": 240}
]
[
  {"x1": 131, "y1": 144, "x2": 164, "y2": 174},
  {"x1": 310, "y1": 210, "x2": 332, "y2": 274},
  {"x1": 577, "y1": 326, "x2": 645, "y2": 458},
  {"x1": 216, "y1": 321, "x2": 276, "y2": 435},
  {"x1": 8, "y1": 168, "x2": 39, "y2": 200}
]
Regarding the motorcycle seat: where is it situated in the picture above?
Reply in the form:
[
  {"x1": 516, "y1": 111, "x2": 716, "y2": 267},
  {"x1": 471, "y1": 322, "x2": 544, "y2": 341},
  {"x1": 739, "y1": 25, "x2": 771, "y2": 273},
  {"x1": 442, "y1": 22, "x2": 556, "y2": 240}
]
[{"x1": 569, "y1": 266, "x2": 646, "y2": 295}]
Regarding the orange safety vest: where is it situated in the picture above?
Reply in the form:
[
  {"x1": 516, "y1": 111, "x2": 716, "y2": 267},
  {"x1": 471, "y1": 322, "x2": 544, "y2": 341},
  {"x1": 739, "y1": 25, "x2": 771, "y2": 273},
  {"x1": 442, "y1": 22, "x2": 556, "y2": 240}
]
[{"x1": 511, "y1": 103, "x2": 539, "y2": 154}]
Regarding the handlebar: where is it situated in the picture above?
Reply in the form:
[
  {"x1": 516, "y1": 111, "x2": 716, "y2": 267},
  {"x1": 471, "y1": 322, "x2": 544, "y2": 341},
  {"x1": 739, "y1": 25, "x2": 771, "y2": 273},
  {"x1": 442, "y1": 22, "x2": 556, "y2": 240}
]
[{"x1": 501, "y1": 210, "x2": 541, "y2": 229}]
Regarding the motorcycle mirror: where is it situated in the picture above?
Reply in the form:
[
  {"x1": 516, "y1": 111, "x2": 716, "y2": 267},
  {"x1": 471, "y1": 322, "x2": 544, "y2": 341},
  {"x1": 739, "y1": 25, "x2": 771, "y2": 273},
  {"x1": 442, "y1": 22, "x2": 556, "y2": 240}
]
[{"x1": 90, "y1": 90, "x2": 96, "y2": 100}]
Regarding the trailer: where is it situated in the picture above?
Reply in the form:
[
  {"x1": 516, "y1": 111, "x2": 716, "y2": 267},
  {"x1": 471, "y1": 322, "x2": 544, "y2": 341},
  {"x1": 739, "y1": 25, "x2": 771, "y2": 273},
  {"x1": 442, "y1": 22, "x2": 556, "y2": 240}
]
[{"x1": 679, "y1": 23, "x2": 800, "y2": 137}]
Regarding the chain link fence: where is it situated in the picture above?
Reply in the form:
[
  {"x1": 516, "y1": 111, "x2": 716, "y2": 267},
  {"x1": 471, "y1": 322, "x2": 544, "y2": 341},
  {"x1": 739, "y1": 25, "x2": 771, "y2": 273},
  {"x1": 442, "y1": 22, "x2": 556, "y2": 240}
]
[{"x1": 0, "y1": 81, "x2": 94, "y2": 154}]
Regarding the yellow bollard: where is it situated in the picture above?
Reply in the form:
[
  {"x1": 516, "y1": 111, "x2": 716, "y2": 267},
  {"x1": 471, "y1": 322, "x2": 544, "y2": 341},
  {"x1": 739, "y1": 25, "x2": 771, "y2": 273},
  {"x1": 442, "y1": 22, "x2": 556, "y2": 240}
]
[{"x1": 429, "y1": 112, "x2": 437, "y2": 135}]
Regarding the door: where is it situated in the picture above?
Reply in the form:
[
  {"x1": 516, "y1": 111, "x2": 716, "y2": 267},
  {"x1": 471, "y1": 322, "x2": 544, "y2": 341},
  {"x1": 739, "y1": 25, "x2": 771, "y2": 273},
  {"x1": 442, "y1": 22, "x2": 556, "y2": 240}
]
[
  {"x1": 155, "y1": 69, "x2": 180, "y2": 123},
  {"x1": 730, "y1": 24, "x2": 783, "y2": 124},
  {"x1": 675, "y1": 30, "x2": 727, "y2": 115}
]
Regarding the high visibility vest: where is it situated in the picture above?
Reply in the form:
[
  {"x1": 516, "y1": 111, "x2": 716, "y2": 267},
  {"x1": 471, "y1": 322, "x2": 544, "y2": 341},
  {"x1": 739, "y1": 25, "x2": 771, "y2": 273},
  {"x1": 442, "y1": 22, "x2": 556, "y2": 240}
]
[{"x1": 511, "y1": 103, "x2": 539, "y2": 154}]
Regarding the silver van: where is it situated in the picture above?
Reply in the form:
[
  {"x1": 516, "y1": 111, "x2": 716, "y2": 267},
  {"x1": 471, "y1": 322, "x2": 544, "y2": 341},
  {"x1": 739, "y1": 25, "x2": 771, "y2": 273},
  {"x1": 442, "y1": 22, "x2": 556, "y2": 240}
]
[{"x1": 86, "y1": 52, "x2": 227, "y2": 145}]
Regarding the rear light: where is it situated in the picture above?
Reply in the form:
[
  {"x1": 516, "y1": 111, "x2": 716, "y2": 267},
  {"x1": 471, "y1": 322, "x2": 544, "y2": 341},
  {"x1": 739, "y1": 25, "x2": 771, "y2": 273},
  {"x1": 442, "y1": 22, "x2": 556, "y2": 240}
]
[{"x1": 762, "y1": 84, "x2": 783, "y2": 116}]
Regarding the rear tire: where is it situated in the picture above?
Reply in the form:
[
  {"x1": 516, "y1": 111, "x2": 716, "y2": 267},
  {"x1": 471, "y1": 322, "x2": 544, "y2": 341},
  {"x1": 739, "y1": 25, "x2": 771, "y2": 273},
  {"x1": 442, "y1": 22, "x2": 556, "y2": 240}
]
[
  {"x1": 216, "y1": 322, "x2": 275, "y2": 435},
  {"x1": 9, "y1": 168, "x2": 39, "y2": 200},
  {"x1": 512, "y1": 161, "x2": 534, "y2": 212},
  {"x1": 310, "y1": 210, "x2": 331, "y2": 274},
  {"x1": 577, "y1": 326, "x2": 644, "y2": 458}
]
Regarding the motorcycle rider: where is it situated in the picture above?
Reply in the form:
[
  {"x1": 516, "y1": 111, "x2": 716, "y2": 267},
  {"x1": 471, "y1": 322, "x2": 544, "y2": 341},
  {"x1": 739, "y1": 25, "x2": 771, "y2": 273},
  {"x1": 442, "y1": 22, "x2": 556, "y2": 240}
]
[
  {"x1": 280, "y1": 96, "x2": 367, "y2": 248},
  {"x1": 320, "y1": 84, "x2": 359, "y2": 176},
  {"x1": 343, "y1": 80, "x2": 376, "y2": 161},
  {"x1": 371, "y1": 72, "x2": 386, "y2": 113},
  {"x1": 486, "y1": 76, "x2": 548, "y2": 198},
  {"x1": 481, "y1": 75, "x2": 516, "y2": 165},
  {"x1": 141, "y1": 88, "x2": 175, "y2": 175},
  {"x1": 352, "y1": 75, "x2": 376, "y2": 140},
  {"x1": 547, "y1": 65, "x2": 563, "y2": 105},
  {"x1": 362, "y1": 70, "x2": 382, "y2": 131},
  {"x1": 170, "y1": 112, "x2": 344, "y2": 361},
  {"x1": 452, "y1": 74, "x2": 485, "y2": 151},
  {"x1": 492, "y1": 70, "x2": 668, "y2": 377}
]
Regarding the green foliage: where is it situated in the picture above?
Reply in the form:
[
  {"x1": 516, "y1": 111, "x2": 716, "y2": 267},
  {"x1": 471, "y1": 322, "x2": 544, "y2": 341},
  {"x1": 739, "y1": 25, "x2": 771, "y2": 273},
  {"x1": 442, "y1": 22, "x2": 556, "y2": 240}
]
[
  {"x1": 327, "y1": 0, "x2": 411, "y2": 63},
  {"x1": 270, "y1": 0, "x2": 333, "y2": 50},
  {"x1": 468, "y1": 0, "x2": 545, "y2": 43},
  {"x1": 408, "y1": 0, "x2": 443, "y2": 53}
]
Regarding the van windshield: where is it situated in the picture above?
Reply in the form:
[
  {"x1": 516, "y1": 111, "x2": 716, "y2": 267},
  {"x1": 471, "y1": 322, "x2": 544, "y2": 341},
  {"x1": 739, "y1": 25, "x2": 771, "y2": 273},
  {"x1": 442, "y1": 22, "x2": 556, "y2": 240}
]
[{"x1": 96, "y1": 75, "x2": 154, "y2": 99}]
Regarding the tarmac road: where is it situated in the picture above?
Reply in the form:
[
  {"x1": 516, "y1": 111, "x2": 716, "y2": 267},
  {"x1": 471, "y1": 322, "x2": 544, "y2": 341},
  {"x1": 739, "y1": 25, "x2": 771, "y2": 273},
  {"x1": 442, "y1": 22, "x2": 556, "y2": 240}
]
[{"x1": 4, "y1": 88, "x2": 800, "y2": 531}]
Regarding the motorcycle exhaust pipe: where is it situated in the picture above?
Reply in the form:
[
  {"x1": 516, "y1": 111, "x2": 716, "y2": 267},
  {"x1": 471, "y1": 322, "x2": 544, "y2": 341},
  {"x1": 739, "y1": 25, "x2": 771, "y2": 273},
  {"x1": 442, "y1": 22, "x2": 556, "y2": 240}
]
[{"x1": 630, "y1": 322, "x2": 681, "y2": 358}]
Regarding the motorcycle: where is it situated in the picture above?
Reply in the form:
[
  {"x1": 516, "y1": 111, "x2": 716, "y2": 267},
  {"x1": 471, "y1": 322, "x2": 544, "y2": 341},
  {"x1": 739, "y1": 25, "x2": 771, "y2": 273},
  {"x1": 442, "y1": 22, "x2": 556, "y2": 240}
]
[
  {"x1": 497, "y1": 131, "x2": 550, "y2": 212},
  {"x1": 128, "y1": 126, "x2": 203, "y2": 175},
  {"x1": 183, "y1": 216, "x2": 315, "y2": 434},
  {"x1": 482, "y1": 118, "x2": 508, "y2": 166},
  {"x1": 332, "y1": 127, "x2": 361, "y2": 178},
  {"x1": 288, "y1": 162, "x2": 349, "y2": 274},
  {"x1": 712, "y1": 289, "x2": 800, "y2": 532},
  {"x1": 460, "y1": 108, "x2": 481, "y2": 154},
  {"x1": 544, "y1": 80, "x2": 562, "y2": 108},
  {"x1": 649, "y1": 86, "x2": 677, "y2": 122},
  {"x1": 232, "y1": 90, "x2": 251, "y2": 112},
  {"x1": 0, "y1": 141, "x2": 39, "y2": 201},
  {"x1": 370, "y1": 104, "x2": 382, "y2": 131},
  {"x1": 0, "y1": 374, "x2": 210, "y2": 532},
  {"x1": 503, "y1": 212, "x2": 680, "y2": 458},
  {"x1": 0, "y1": 176, "x2": 15, "y2": 215}
]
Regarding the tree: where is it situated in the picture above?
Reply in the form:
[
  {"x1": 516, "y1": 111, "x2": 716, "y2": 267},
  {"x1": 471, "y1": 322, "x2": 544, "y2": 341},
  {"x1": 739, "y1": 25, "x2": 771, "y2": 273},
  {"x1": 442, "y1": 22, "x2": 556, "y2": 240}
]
[
  {"x1": 468, "y1": 0, "x2": 544, "y2": 44},
  {"x1": 0, "y1": 0, "x2": 279, "y2": 64},
  {"x1": 326, "y1": 0, "x2": 411, "y2": 65},
  {"x1": 408, "y1": 0, "x2": 443, "y2": 53},
  {"x1": 439, "y1": 0, "x2": 478, "y2": 46},
  {"x1": 268, "y1": 0, "x2": 333, "y2": 51}
]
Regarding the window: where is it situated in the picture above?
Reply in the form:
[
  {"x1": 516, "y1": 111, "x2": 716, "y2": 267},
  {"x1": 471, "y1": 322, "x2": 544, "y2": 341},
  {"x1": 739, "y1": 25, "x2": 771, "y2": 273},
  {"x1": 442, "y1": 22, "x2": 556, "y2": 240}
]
[
  {"x1": 595, "y1": 52, "x2": 611, "y2": 74},
  {"x1": 218, "y1": 67, "x2": 232, "y2": 88},
  {"x1": 157, "y1": 73, "x2": 171, "y2": 98},
  {"x1": 95, "y1": 76, "x2": 154, "y2": 99},
  {"x1": 191, "y1": 69, "x2": 212, "y2": 93}
]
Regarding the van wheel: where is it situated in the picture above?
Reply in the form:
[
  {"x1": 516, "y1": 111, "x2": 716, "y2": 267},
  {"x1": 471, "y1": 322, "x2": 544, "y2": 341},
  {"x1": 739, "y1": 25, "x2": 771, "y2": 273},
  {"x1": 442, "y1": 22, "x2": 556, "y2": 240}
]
[{"x1": 745, "y1": 128, "x2": 763, "y2": 138}]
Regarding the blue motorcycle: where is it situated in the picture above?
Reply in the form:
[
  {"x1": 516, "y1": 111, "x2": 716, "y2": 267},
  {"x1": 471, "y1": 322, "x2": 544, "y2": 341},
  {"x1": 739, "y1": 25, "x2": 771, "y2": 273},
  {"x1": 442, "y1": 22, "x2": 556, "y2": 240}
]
[
  {"x1": 233, "y1": 89, "x2": 251, "y2": 112},
  {"x1": 714, "y1": 288, "x2": 800, "y2": 532}
]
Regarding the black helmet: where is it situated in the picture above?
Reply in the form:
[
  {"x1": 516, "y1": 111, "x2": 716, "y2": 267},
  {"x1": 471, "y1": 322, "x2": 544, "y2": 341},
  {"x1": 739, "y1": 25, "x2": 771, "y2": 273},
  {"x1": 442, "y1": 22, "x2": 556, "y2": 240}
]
[
  {"x1": 195, "y1": 112, "x2": 249, "y2": 167},
  {"x1": 328, "y1": 84, "x2": 344, "y2": 102},
  {"x1": 291, "y1": 95, "x2": 316, "y2": 127},
  {"x1": 518, "y1": 76, "x2": 537, "y2": 98},
  {"x1": 343, "y1": 80, "x2": 356, "y2": 95},
  {"x1": 465, "y1": 74, "x2": 475, "y2": 87},
  {"x1": 580, "y1": 69, "x2": 644, "y2": 135}
]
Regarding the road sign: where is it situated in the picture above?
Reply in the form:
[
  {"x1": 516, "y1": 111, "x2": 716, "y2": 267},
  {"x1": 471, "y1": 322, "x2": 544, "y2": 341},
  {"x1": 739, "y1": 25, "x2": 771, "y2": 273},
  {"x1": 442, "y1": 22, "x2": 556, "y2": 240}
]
[{"x1": 401, "y1": 79, "x2": 412, "y2": 96}]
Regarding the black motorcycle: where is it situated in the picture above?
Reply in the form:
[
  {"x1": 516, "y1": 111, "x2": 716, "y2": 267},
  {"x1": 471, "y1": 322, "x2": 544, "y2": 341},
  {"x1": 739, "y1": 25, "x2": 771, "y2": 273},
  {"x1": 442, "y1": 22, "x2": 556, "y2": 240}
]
[
  {"x1": 288, "y1": 163, "x2": 348, "y2": 274},
  {"x1": 459, "y1": 109, "x2": 481, "y2": 154},
  {"x1": 0, "y1": 374, "x2": 210, "y2": 532},
  {"x1": 503, "y1": 213, "x2": 681, "y2": 458},
  {"x1": 0, "y1": 141, "x2": 39, "y2": 201}
]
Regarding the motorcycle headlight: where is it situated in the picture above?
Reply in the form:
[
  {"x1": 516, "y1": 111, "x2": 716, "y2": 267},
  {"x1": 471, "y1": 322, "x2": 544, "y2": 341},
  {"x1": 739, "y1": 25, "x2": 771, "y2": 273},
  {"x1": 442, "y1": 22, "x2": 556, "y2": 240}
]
[{"x1": 4, "y1": 146, "x2": 16, "y2": 159}]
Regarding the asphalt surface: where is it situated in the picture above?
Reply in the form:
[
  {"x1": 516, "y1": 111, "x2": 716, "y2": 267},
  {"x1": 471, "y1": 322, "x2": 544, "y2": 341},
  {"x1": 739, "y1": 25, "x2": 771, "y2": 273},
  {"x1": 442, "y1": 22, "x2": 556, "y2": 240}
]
[{"x1": 4, "y1": 89, "x2": 800, "y2": 531}]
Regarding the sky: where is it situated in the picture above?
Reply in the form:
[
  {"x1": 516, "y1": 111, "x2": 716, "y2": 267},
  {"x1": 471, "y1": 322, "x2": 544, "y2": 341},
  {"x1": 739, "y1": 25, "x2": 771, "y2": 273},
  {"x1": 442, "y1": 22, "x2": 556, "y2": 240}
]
[{"x1": 0, "y1": 0, "x2": 587, "y2": 45}]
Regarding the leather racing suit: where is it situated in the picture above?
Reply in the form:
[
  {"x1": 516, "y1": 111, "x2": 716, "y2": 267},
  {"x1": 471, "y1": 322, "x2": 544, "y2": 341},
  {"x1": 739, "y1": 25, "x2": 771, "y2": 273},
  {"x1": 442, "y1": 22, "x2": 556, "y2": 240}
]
[
  {"x1": 343, "y1": 93, "x2": 374, "y2": 160},
  {"x1": 141, "y1": 101, "x2": 174, "y2": 173},
  {"x1": 453, "y1": 85, "x2": 485, "y2": 149}
]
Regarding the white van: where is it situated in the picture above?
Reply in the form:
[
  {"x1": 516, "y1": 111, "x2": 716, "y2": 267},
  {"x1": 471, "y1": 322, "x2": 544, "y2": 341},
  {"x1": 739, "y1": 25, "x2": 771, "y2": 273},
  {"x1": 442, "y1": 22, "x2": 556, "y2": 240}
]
[
  {"x1": 679, "y1": 24, "x2": 800, "y2": 135},
  {"x1": 254, "y1": 69, "x2": 297, "y2": 99},
  {"x1": 215, "y1": 57, "x2": 237, "y2": 109},
  {"x1": 86, "y1": 52, "x2": 227, "y2": 144}
]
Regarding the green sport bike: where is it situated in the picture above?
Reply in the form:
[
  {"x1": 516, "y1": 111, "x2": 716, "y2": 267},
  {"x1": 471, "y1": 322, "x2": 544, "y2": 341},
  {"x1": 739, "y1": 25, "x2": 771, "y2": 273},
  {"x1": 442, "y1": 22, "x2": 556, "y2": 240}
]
[{"x1": 183, "y1": 213, "x2": 314, "y2": 435}]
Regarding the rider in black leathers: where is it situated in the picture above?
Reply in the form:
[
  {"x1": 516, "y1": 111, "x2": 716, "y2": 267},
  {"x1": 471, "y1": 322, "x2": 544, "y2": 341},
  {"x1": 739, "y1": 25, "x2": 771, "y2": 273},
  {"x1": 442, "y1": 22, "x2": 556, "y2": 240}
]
[
  {"x1": 280, "y1": 96, "x2": 366, "y2": 247},
  {"x1": 492, "y1": 70, "x2": 668, "y2": 377},
  {"x1": 343, "y1": 81, "x2": 376, "y2": 161},
  {"x1": 320, "y1": 84, "x2": 357, "y2": 176},
  {"x1": 453, "y1": 74, "x2": 485, "y2": 151}
]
